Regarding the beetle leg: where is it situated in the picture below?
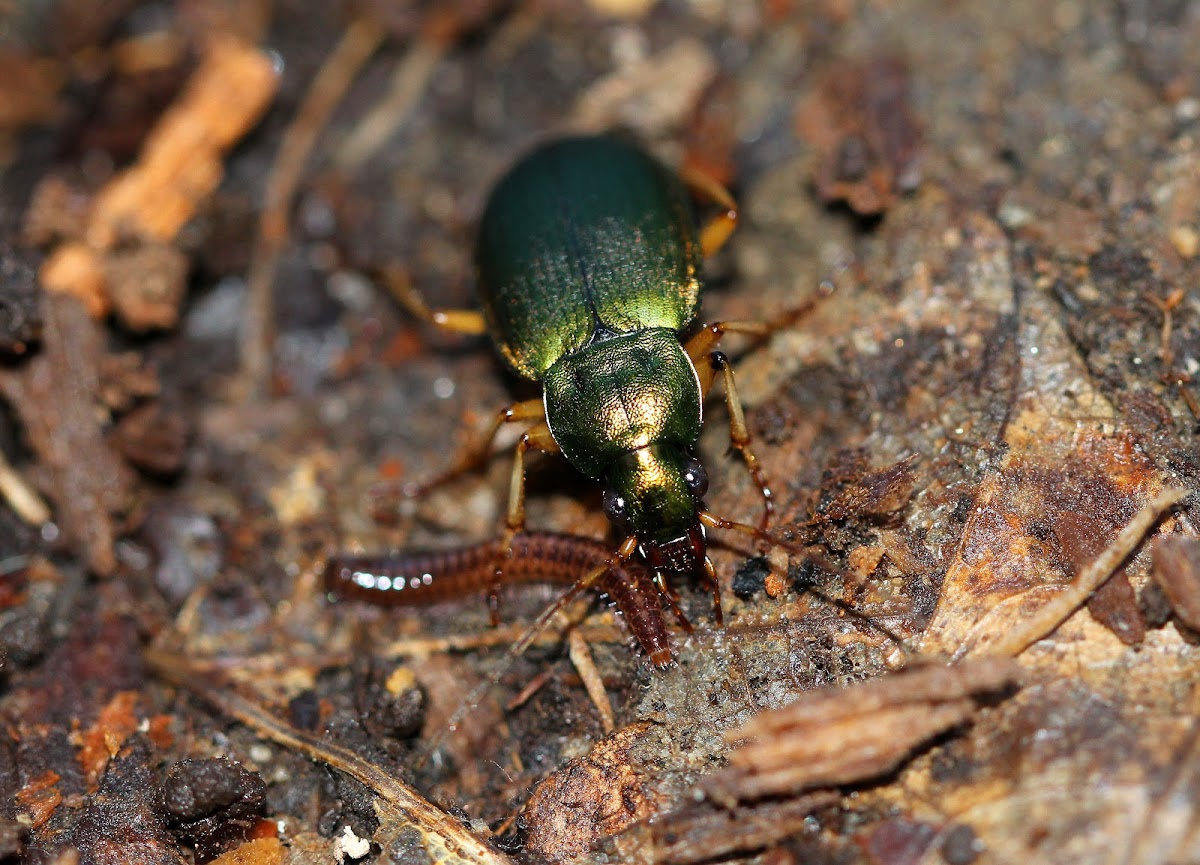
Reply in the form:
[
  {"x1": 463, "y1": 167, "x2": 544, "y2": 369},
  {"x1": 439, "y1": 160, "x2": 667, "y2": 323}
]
[
  {"x1": 684, "y1": 326, "x2": 777, "y2": 531},
  {"x1": 711, "y1": 350, "x2": 774, "y2": 530},
  {"x1": 683, "y1": 284, "x2": 835, "y2": 390},
  {"x1": 504, "y1": 422, "x2": 560, "y2": 536},
  {"x1": 384, "y1": 265, "x2": 488, "y2": 335},
  {"x1": 680, "y1": 166, "x2": 740, "y2": 258},
  {"x1": 683, "y1": 320, "x2": 772, "y2": 393},
  {"x1": 489, "y1": 422, "x2": 561, "y2": 620},
  {"x1": 406, "y1": 398, "x2": 546, "y2": 496},
  {"x1": 702, "y1": 556, "x2": 724, "y2": 626}
]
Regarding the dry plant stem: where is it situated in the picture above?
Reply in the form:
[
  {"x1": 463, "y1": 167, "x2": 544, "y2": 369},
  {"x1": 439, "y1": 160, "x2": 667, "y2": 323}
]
[
  {"x1": 240, "y1": 16, "x2": 385, "y2": 398},
  {"x1": 731, "y1": 658, "x2": 1019, "y2": 735},
  {"x1": 144, "y1": 649, "x2": 514, "y2": 865},
  {"x1": 505, "y1": 667, "x2": 556, "y2": 712},
  {"x1": 957, "y1": 486, "x2": 1192, "y2": 660},
  {"x1": 333, "y1": 38, "x2": 448, "y2": 170},
  {"x1": 0, "y1": 447, "x2": 50, "y2": 525},
  {"x1": 725, "y1": 702, "x2": 971, "y2": 796},
  {"x1": 1149, "y1": 288, "x2": 1185, "y2": 371},
  {"x1": 568, "y1": 630, "x2": 615, "y2": 734},
  {"x1": 708, "y1": 658, "x2": 1021, "y2": 803},
  {"x1": 1148, "y1": 289, "x2": 1199, "y2": 419}
]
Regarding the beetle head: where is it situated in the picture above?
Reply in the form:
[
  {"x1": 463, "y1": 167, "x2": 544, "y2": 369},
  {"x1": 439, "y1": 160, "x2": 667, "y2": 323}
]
[{"x1": 603, "y1": 444, "x2": 709, "y2": 575}]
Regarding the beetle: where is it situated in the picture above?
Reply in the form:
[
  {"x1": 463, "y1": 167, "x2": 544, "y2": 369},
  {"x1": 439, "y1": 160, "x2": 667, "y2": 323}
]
[{"x1": 392, "y1": 134, "x2": 820, "y2": 634}]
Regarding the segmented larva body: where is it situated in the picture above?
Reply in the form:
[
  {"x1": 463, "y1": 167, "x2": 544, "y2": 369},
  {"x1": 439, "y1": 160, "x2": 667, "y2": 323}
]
[{"x1": 324, "y1": 532, "x2": 673, "y2": 667}]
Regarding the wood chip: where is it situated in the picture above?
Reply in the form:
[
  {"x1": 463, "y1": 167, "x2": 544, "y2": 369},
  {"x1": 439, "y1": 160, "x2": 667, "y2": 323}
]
[
  {"x1": 705, "y1": 659, "x2": 1021, "y2": 804},
  {"x1": 39, "y1": 242, "x2": 108, "y2": 318},
  {"x1": 1152, "y1": 535, "x2": 1200, "y2": 631},
  {"x1": 35, "y1": 36, "x2": 277, "y2": 324},
  {"x1": 207, "y1": 837, "x2": 284, "y2": 865},
  {"x1": 85, "y1": 36, "x2": 278, "y2": 249}
]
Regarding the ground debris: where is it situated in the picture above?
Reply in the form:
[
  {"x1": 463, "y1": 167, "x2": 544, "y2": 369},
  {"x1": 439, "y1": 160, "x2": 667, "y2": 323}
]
[
  {"x1": 144, "y1": 649, "x2": 514, "y2": 865},
  {"x1": 0, "y1": 244, "x2": 42, "y2": 355},
  {"x1": 98, "y1": 351, "x2": 161, "y2": 413},
  {"x1": 523, "y1": 722, "x2": 654, "y2": 862},
  {"x1": 1151, "y1": 534, "x2": 1200, "y2": 632},
  {"x1": 811, "y1": 452, "x2": 918, "y2": 524},
  {"x1": 0, "y1": 293, "x2": 132, "y2": 575},
  {"x1": 111, "y1": 401, "x2": 189, "y2": 478},
  {"x1": 704, "y1": 659, "x2": 1021, "y2": 805},
  {"x1": 645, "y1": 793, "x2": 839, "y2": 865},
  {"x1": 569, "y1": 39, "x2": 717, "y2": 139},
  {"x1": 0, "y1": 50, "x2": 62, "y2": 142},
  {"x1": 1, "y1": 2, "x2": 1200, "y2": 864},
  {"x1": 105, "y1": 243, "x2": 190, "y2": 331},
  {"x1": 209, "y1": 837, "x2": 284, "y2": 865},
  {"x1": 59, "y1": 736, "x2": 185, "y2": 865},
  {"x1": 920, "y1": 280, "x2": 1190, "y2": 659},
  {"x1": 795, "y1": 54, "x2": 922, "y2": 215},
  {"x1": 158, "y1": 758, "x2": 267, "y2": 861},
  {"x1": 77, "y1": 691, "x2": 144, "y2": 786},
  {"x1": 28, "y1": 36, "x2": 277, "y2": 329}
]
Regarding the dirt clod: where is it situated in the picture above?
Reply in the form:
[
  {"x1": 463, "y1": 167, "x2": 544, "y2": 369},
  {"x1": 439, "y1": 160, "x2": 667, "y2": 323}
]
[{"x1": 159, "y1": 758, "x2": 267, "y2": 861}]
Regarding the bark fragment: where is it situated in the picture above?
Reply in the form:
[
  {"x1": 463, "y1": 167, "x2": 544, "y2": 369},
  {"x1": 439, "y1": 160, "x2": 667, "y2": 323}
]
[{"x1": 706, "y1": 659, "x2": 1021, "y2": 804}]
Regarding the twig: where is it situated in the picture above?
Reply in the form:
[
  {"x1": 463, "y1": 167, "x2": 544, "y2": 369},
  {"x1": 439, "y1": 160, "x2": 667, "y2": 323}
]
[
  {"x1": 240, "y1": 16, "x2": 386, "y2": 399},
  {"x1": 568, "y1": 630, "x2": 614, "y2": 733},
  {"x1": 0, "y1": 447, "x2": 50, "y2": 526},
  {"x1": 334, "y1": 0, "x2": 516, "y2": 171},
  {"x1": 1147, "y1": 288, "x2": 1185, "y2": 371},
  {"x1": 704, "y1": 658, "x2": 1021, "y2": 804},
  {"x1": 144, "y1": 649, "x2": 513, "y2": 865}
]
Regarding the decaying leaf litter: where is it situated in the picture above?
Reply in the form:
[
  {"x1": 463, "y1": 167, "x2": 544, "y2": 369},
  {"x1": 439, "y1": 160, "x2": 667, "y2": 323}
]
[{"x1": 1, "y1": 1, "x2": 1198, "y2": 864}]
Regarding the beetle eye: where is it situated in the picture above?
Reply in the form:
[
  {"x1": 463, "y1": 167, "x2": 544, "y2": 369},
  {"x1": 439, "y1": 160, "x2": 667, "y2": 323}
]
[
  {"x1": 683, "y1": 458, "x2": 708, "y2": 499},
  {"x1": 603, "y1": 487, "x2": 632, "y2": 532}
]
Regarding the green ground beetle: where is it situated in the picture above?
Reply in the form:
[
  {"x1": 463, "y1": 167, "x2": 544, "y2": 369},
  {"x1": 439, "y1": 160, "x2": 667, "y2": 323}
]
[{"x1": 393, "y1": 134, "x2": 819, "y2": 648}]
